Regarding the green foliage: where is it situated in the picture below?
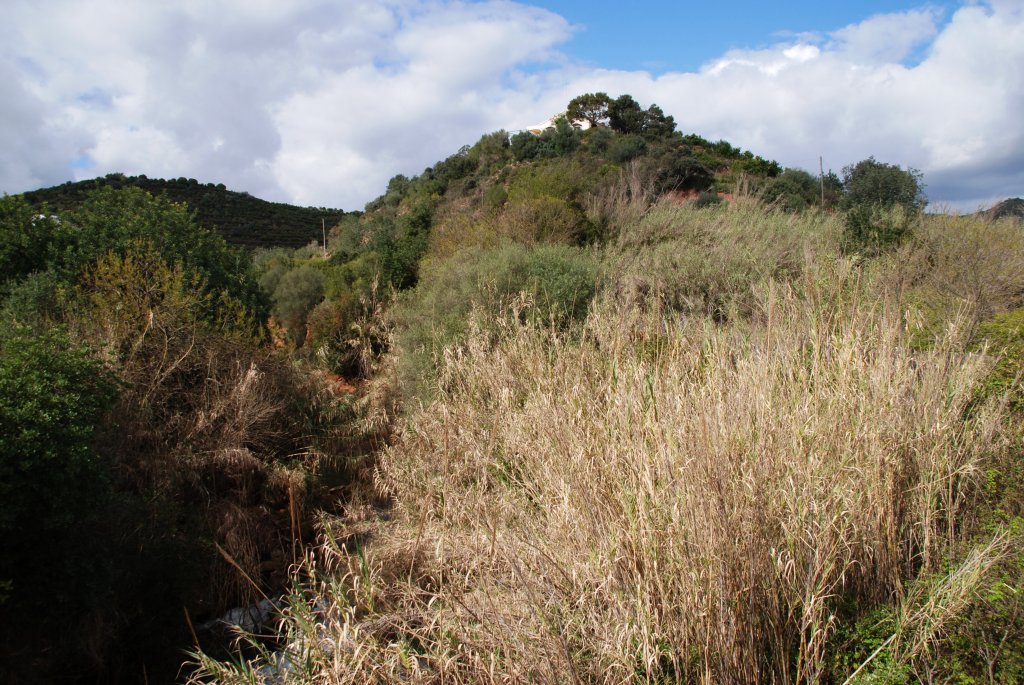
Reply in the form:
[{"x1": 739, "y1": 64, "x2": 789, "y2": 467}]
[
  {"x1": 842, "y1": 157, "x2": 926, "y2": 212},
  {"x1": 482, "y1": 183, "x2": 509, "y2": 212},
  {"x1": 507, "y1": 157, "x2": 596, "y2": 205},
  {"x1": 583, "y1": 126, "x2": 615, "y2": 154},
  {"x1": 468, "y1": 130, "x2": 513, "y2": 173},
  {"x1": 394, "y1": 243, "x2": 598, "y2": 400},
  {"x1": 607, "y1": 134, "x2": 648, "y2": 163},
  {"x1": 842, "y1": 204, "x2": 918, "y2": 256},
  {"x1": 566, "y1": 92, "x2": 612, "y2": 127},
  {"x1": 607, "y1": 94, "x2": 676, "y2": 139},
  {"x1": 693, "y1": 191, "x2": 723, "y2": 208},
  {"x1": 839, "y1": 157, "x2": 926, "y2": 256},
  {"x1": 731, "y1": 151, "x2": 782, "y2": 177},
  {"x1": 548, "y1": 116, "x2": 581, "y2": 155},
  {"x1": 763, "y1": 168, "x2": 821, "y2": 211},
  {"x1": 608, "y1": 94, "x2": 647, "y2": 135},
  {"x1": 510, "y1": 130, "x2": 543, "y2": 161},
  {"x1": 272, "y1": 265, "x2": 325, "y2": 346},
  {"x1": 0, "y1": 195, "x2": 61, "y2": 296},
  {"x1": 0, "y1": 326, "x2": 117, "y2": 607},
  {"x1": 21, "y1": 173, "x2": 348, "y2": 249},
  {"x1": 648, "y1": 149, "x2": 714, "y2": 194},
  {"x1": 381, "y1": 201, "x2": 433, "y2": 289},
  {"x1": 51, "y1": 187, "x2": 268, "y2": 332},
  {"x1": 975, "y1": 308, "x2": 1024, "y2": 414},
  {"x1": 0, "y1": 269, "x2": 65, "y2": 329},
  {"x1": 510, "y1": 120, "x2": 581, "y2": 161}
]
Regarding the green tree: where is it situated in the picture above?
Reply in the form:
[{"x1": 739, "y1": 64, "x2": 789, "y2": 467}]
[
  {"x1": 762, "y1": 168, "x2": 821, "y2": 211},
  {"x1": 608, "y1": 94, "x2": 647, "y2": 135},
  {"x1": 272, "y1": 265, "x2": 325, "y2": 346},
  {"x1": 0, "y1": 327, "x2": 118, "y2": 606},
  {"x1": 548, "y1": 116, "x2": 581, "y2": 156},
  {"x1": 567, "y1": 92, "x2": 612, "y2": 128},
  {"x1": 511, "y1": 130, "x2": 543, "y2": 161},
  {"x1": 607, "y1": 95, "x2": 676, "y2": 139},
  {"x1": 841, "y1": 157, "x2": 926, "y2": 211},
  {"x1": 58, "y1": 187, "x2": 268, "y2": 331},
  {"x1": 608, "y1": 134, "x2": 648, "y2": 163},
  {"x1": 840, "y1": 157, "x2": 926, "y2": 255},
  {"x1": 0, "y1": 195, "x2": 61, "y2": 295}
]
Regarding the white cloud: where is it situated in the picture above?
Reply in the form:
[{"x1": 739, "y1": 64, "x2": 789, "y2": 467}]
[
  {"x1": 567, "y1": 3, "x2": 1024, "y2": 210},
  {"x1": 1, "y1": 1, "x2": 1021, "y2": 211}
]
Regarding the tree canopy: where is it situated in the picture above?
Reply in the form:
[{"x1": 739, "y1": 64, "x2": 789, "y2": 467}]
[
  {"x1": 566, "y1": 92, "x2": 611, "y2": 127},
  {"x1": 841, "y1": 157, "x2": 926, "y2": 211}
]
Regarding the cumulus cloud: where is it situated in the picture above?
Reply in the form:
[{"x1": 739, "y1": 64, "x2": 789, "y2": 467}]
[
  {"x1": 1, "y1": 0, "x2": 1021, "y2": 211},
  {"x1": 566, "y1": 2, "x2": 1024, "y2": 210}
]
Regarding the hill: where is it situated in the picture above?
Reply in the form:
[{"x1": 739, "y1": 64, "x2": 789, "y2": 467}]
[
  {"x1": 985, "y1": 197, "x2": 1024, "y2": 221},
  {"x1": 20, "y1": 173, "x2": 350, "y2": 249}
]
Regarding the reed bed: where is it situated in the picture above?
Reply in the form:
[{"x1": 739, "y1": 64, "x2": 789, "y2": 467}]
[{"x1": 191, "y1": 207, "x2": 1020, "y2": 684}]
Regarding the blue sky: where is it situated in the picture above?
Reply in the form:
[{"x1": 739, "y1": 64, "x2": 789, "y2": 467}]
[
  {"x1": 540, "y1": 0, "x2": 961, "y2": 72},
  {"x1": 2, "y1": 1, "x2": 1022, "y2": 210}
]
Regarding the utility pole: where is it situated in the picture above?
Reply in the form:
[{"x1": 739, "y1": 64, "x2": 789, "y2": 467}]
[{"x1": 321, "y1": 218, "x2": 327, "y2": 258}]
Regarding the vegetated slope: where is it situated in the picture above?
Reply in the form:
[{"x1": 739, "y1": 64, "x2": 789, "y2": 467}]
[
  {"x1": 195, "y1": 94, "x2": 1024, "y2": 683},
  {"x1": 0, "y1": 187, "x2": 368, "y2": 684},
  {"x1": 20, "y1": 173, "x2": 350, "y2": 249},
  {"x1": 985, "y1": 197, "x2": 1024, "y2": 221},
  {"x1": 254, "y1": 92, "x2": 794, "y2": 370}
]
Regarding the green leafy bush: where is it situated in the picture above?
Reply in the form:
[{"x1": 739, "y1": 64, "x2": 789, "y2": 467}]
[
  {"x1": 842, "y1": 157, "x2": 925, "y2": 212},
  {"x1": 272, "y1": 265, "x2": 325, "y2": 346},
  {"x1": 608, "y1": 134, "x2": 648, "y2": 163},
  {"x1": 762, "y1": 168, "x2": 821, "y2": 211},
  {"x1": 842, "y1": 204, "x2": 918, "y2": 256},
  {"x1": 394, "y1": 243, "x2": 598, "y2": 400},
  {"x1": 0, "y1": 195, "x2": 62, "y2": 296},
  {"x1": 975, "y1": 308, "x2": 1024, "y2": 413},
  {"x1": 0, "y1": 326, "x2": 118, "y2": 622}
]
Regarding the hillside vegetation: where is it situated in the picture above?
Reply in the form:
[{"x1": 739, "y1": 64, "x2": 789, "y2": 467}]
[
  {"x1": 22, "y1": 173, "x2": 349, "y2": 249},
  {"x1": 4, "y1": 93, "x2": 1024, "y2": 684}
]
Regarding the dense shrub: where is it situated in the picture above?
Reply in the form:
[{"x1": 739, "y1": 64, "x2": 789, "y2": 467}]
[
  {"x1": 762, "y1": 168, "x2": 821, "y2": 211},
  {"x1": 272, "y1": 265, "x2": 325, "y2": 346},
  {"x1": 840, "y1": 158, "x2": 926, "y2": 255},
  {"x1": 842, "y1": 204, "x2": 918, "y2": 256},
  {"x1": 0, "y1": 327, "x2": 120, "y2": 676},
  {"x1": 842, "y1": 157, "x2": 925, "y2": 211},
  {"x1": 41, "y1": 187, "x2": 269, "y2": 333},
  {"x1": 607, "y1": 133, "x2": 647, "y2": 163},
  {"x1": 394, "y1": 243, "x2": 598, "y2": 400},
  {"x1": 0, "y1": 195, "x2": 61, "y2": 295}
]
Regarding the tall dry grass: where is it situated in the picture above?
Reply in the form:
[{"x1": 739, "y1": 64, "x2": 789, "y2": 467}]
[
  {"x1": 604, "y1": 198, "x2": 842, "y2": 319},
  {"x1": 372, "y1": 269, "x2": 1005, "y2": 683},
  {"x1": 190, "y1": 207, "x2": 1022, "y2": 684}
]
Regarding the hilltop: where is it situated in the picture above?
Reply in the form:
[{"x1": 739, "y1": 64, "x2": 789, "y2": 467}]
[
  {"x1": 985, "y1": 197, "x2": 1024, "y2": 221},
  {"x1": 20, "y1": 173, "x2": 350, "y2": 249}
]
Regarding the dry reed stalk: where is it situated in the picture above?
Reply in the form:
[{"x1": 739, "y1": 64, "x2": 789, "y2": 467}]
[{"x1": 374, "y1": 268, "x2": 1003, "y2": 683}]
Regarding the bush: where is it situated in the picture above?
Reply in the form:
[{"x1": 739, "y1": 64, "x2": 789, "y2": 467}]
[
  {"x1": 762, "y1": 168, "x2": 820, "y2": 211},
  {"x1": 0, "y1": 326, "x2": 119, "y2": 669},
  {"x1": 0, "y1": 195, "x2": 61, "y2": 295},
  {"x1": 503, "y1": 195, "x2": 592, "y2": 245},
  {"x1": 842, "y1": 204, "x2": 918, "y2": 256},
  {"x1": 842, "y1": 157, "x2": 926, "y2": 212},
  {"x1": 272, "y1": 265, "x2": 325, "y2": 346},
  {"x1": 394, "y1": 243, "x2": 598, "y2": 400},
  {"x1": 55, "y1": 187, "x2": 267, "y2": 333},
  {"x1": 648, "y1": 150, "x2": 714, "y2": 194},
  {"x1": 607, "y1": 134, "x2": 647, "y2": 163}
]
